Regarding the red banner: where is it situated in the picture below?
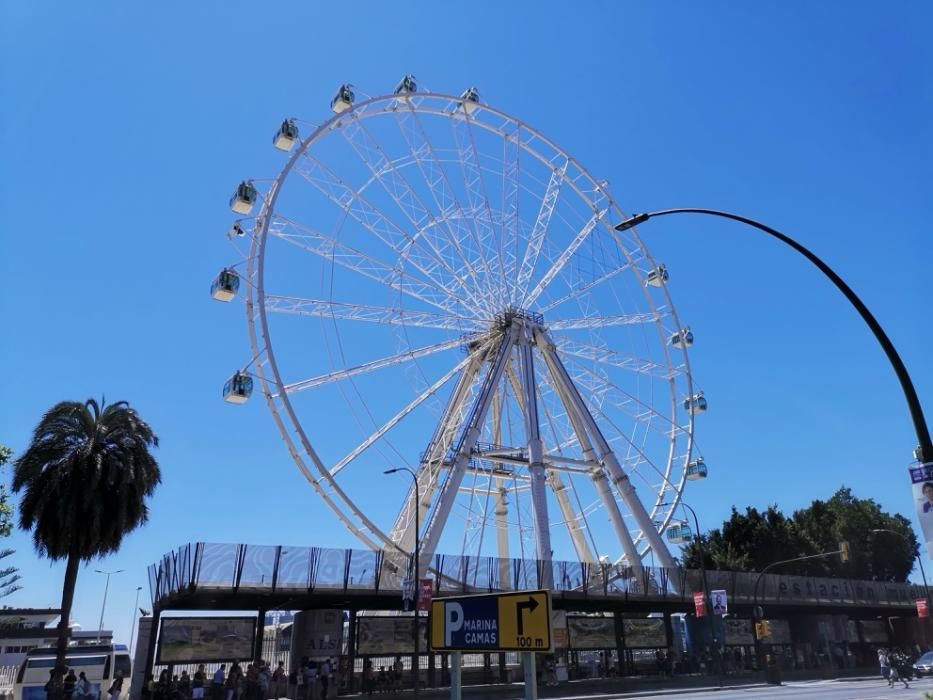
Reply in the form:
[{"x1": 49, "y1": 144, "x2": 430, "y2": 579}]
[
  {"x1": 694, "y1": 592, "x2": 706, "y2": 617},
  {"x1": 417, "y1": 578, "x2": 433, "y2": 611},
  {"x1": 917, "y1": 598, "x2": 929, "y2": 618}
]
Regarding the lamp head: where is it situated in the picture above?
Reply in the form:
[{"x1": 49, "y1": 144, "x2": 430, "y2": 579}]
[
  {"x1": 384, "y1": 468, "x2": 400, "y2": 474},
  {"x1": 615, "y1": 213, "x2": 651, "y2": 231}
]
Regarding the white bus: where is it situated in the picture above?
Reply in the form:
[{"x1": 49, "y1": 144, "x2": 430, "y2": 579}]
[{"x1": 14, "y1": 644, "x2": 131, "y2": 700}]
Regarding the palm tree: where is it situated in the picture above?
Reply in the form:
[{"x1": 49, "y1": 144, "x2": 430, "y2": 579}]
[{"x1": 13, "y1": 399, "x2": 161, "y2": 685}]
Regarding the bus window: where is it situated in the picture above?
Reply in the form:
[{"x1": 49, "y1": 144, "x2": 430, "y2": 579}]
[{"x1": 115, "y1": 654, "x2": 131, "y2": 679}]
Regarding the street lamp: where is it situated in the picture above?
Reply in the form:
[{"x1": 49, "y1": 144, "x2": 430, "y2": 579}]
[
  {"x1": 129, "y1": 586, "x2": 143, "y2": 657},
  {"x1": 385, "y1": 467, "x2": 421, "y2": 694},
  {"x1": 94, "y1": 569, "x2": 124, "y2": 642},
  {"x1": 660, "y1": 501, "x2": 721, "y2": 687},
  {"x1": 616, "y1": 208, "x2": 932, "y2": 464},
  {"x1": 871, "y1": 528, "x2": 930, "y2": 607}
]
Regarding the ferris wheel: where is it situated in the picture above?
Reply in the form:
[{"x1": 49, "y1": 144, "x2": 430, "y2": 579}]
[{"x1": 213, "y1": 77, "x2": 708, "y2": 584}]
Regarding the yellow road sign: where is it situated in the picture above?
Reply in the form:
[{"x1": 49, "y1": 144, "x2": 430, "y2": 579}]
[{"x1": 430, "y1": 589, "x2": 552, "y2": 652}]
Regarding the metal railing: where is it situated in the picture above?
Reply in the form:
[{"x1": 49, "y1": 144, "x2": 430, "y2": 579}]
[{"x1": 149, "y1": 542, "x2": 930, "y2": 612}]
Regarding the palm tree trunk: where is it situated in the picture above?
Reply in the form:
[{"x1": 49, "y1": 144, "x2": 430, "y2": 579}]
[{"x1": 54, "y1": 552, "x2": 80, "y2": 687}]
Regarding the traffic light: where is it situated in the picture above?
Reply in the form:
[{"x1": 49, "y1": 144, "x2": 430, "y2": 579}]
[
  {"x1": 839, "y1": 541, "x2": 850, "y2": 563},
  {"x1": 755, "y1": 620, "x2": 771, "y2": 639}
]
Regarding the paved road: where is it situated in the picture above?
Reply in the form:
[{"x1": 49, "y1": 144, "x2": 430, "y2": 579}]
[{"x1": 548, "y1": 677, "x2": 933, "y2": 699}]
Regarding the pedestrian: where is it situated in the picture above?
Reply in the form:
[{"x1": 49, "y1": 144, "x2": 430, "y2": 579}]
[
  {"x1": 319, "y1": 659, "x2": 331, "y2": 700},
  {"x1": 878, "y1": 649, "x2": 890, "y2": 684},
  {"x1": 259, "y1": 662, "x2": 272, "y2": 700},
  {"x1": 392, "y1": 657, "x2": 403, "y2": 692},
  {"x1": 303, "y1": 661, "x2": 318, "y2": 700},
  {"x1": 362, "y1": 660, "x2": 374, "y2": 696},
  {"x1": 193, "y1": 665, "x2": 206, "y2": 700},
  {"x1": 212, "y1": 665, "x2": 226, "y2": 700},
  {"x1": 179, "y1": 671, "x2": 192, "y2": 700},
  {"x1": 77, "y1": 672, "x2": 92, "y2": 700},
  {"x1": 272, "y1": 662, "x2": 286, "y2": 699},
  {"x1": 108, "y1": 672, "x2": 124, "y2": 700},
  {"x1": 63, "y1": 668, "x2": 77, "y2": 699}
]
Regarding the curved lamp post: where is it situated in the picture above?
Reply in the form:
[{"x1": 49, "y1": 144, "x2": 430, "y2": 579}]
[
  {"x1": 616, "y1": 208, "x2": 932, "y2": 464},
  {"x1": 871, "y1": 528, "x2": 931, "y2": 608}
]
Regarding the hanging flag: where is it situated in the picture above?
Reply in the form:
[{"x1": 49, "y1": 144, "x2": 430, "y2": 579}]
[
  {"x1": 417, "y1": 578, "x2": 433, "y2": 611},
  {"x1": 909, "y1": 462, "x2": 933, "y2": 558},
  {"x1": 917, "y1": 599, "x2": 929, "y2": 619},
  {"x1": 712, "y1": 590, "x2": 728, "y2": 615},
  {"x1": 694, "y1": 592, "x2": 706, "y2": 617}
]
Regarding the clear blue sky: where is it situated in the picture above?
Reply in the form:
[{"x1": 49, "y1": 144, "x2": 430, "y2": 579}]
[{"x1": 1, "y1": 0, "x2": 931, "y2": 647}]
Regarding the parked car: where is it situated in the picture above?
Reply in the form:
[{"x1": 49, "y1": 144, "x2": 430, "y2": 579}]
[{"x1": 913, "y1": 651, "x2": 933, "y2": 677}]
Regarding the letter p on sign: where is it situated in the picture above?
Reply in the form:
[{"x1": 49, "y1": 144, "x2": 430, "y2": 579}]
[{"x1": 445, "y1": 602, "x2": 464, "y2": 646}]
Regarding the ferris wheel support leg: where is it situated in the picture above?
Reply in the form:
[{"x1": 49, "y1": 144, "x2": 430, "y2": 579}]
[
  {"x1": 491, "y1": 394, "x2": 512, "y2": 588},
  {"x1": 518, "y1": 327, "x2": 553, "y2": 580},
  {"x1": 388, "y1": 347, "x2": 488, "y2": 558},
  {"x1": 535, "y1": 327, "x2": 678, "y2": 573},
  {"x1": 418, "y1": 325, "x2": 519, "y2": 573},
  {"x1": 507, "y1": 365, "x2": 594, "y2": 567}
]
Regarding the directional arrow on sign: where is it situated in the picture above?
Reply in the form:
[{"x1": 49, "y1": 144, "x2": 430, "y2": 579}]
[{"x1": 515, "y1": 596, "x2": 539, "y2": 635}]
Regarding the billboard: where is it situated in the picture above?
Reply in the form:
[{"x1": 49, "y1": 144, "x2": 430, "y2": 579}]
[
  {"x1": 158, "y1": 616, "x2": 256, "y2": 663},
  {"x1": 358, "y1": 617, "x2": 428, "y2": 655},
  {"x1": 567, "y1": 616, "x2": 616, "y2": 649},
  {"x1": 723, "y1": 619, "x2": 754, "y2": 646},
  {"x1": 910, "y1": 463, "x2": 933, "y2": 558},
  {"x1": 622, "y1": 619, "x2": 667, "y2": 649}
]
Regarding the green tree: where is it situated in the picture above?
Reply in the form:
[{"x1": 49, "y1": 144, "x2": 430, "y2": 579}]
[
  {"x1": 12, "y1": 399, "x2": 161, "y2": 685},
  {"x1": 793, "y1": 487, "x2": 916, "y2": 581},
  {"x1": 680, "y1": 488, "x2": 917, "y2": 581},
  {"x1": 0, "y1": 446, "x2": 15, "y2": 536},
  {"x1": 681, "y1": 505, "x2": 823, "y2": 574}
]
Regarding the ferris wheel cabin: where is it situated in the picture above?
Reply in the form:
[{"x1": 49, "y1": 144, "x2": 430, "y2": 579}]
[
  {"x1": 666, "y1": 521, "x2": 694, "y2": 544},
  {"x1": 227, "y1": 221, "x2": 246, "y2": 239},
  {"x1": 331, "y1": 85, "x2": 355, "y2": 114},
  {"x1": 646, "y1": 264, "x2": 669, "y2": 287},
  {"x1": 670, "y1": 327, "x2": 694, "y2": 348},
  {"x1": 686, "y1": 458, "x2": 708, "y2": 480},
  {"x1": 459, "y1": 87, "x2": 480, "y2": 114},
  {"x1": 684, "y1": 393, "x2": 708, "y2": 414},
  {"x1": 273, "y1": 119, "x2": 299, "y2": 152},
  {"x1": 223, "y1": 371, "x2": 253, "y2": 404},
  {"x1": 394, "y1": 74, "x2": 417, "y2": 99},
  {"x1": 210, "y1": 268, "x2": 240, "y2": 302},
  {"x1": 229, "y1": 181, "x2": 258, "y2": 215}
]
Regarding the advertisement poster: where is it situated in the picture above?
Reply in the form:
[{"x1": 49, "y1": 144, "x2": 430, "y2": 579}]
[
  {"x1": 358, "y1": 617, "x2": 428, "y2": 655},
  {"x1": 723, "y1": 619, "x2": 754, "y2": 646},
  {"x1": 551, "y1": 611, "x2": 568, "y2": 649},
  {"x1": 158, "y1": 616, "x2": 256, "y2": 663},
  {"x1": 711, "y1": 590, "x2": 728, "y2": 615},
  {"x1": 859, "y1": 620, "x2": 890, "y2": 644},
  {"x1": 622, "y1": 619, "x2": 667, "y2": 648},
  {"x1": 910, "y1": 463, "x2": 933, "y2": 558},
  {"x1": 567, "y1": 616, "x2": 616, "y2": 649}
]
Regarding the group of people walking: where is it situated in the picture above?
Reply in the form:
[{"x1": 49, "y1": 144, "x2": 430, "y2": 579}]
[
  {"x1": 48, "y1": 669, "x2": 123, "y2": 700},
  {"x1": 877, "y1": 649, "x2": 911, "y2": 689}
]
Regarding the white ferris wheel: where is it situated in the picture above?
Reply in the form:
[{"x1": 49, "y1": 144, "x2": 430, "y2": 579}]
[{"x1": 213, "y1": 78, "x2": 708, "y2": 584}]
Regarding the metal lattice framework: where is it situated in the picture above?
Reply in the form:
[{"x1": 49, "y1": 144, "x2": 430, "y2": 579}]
[{"x1": 219, "y1": 85, "x2": 704, "y2": 585}]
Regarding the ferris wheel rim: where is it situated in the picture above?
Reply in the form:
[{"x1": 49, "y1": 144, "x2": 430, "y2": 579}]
[{"x1": 242, "y1": 90, "x2": 698, "y2": 566}]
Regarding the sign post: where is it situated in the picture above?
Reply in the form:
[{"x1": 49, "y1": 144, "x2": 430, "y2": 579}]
[{"x1": 431, "y1": 590, "x2": 552, "y2": 700}]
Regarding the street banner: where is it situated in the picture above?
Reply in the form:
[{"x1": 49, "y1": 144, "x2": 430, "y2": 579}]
[
  {"x1": 712, "y1": 589, "x2": 728, "y2": 615},
  {"x1": 693, "y1": 592, "x2": 706, "y2": 617},
  {"x1": 417, "y1": 578, "x2": 433, "y2": 611},
  {"x1": 551, "y1": 611, "x2": 569, "y2": 649},
  {"x1": 918, "y1": 599, "x2": 930, "y2": 618},
  {"x1": 909, "y1": 462, "x2": 933, "y2": 558}
]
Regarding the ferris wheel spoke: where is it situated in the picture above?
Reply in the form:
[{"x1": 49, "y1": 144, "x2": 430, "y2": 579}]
[
  {"x1": 536, "y1": 255, "x2": 639, "y2": 314},
  {"x1": 293, "y1": 153, "x2": 487, "y2": 313},
  {"x1": 565, "y1": 359, "x2": 687, "y2": 439},
  {"x1": 553, "y1": 337, "x2": 683, "y2": 380},
  {"x1": 268, "y1": 214, "x2": 469, "y2": 315},
  {"x1": 392, "y1": 106, "x2": 500, "y2": 312},
  {"x1": 500, "y1": 123, "x2": 522, "y2": 304},
  {"x1": 329, "y1": 355, "x2": 471, "y2": 477},
  {"x1": 338, "y1": 117, "x2": 495, "y2": 314},
  {"x1": 281, "y1": 336, "x2": 466, "y2": 395},
  {"x1": 451, "y1": 113, "x2": 509, "y2": 305},
  {"x1": 523, "y1": 208, "x2": 608, "y2": 307},
  {"x1": 516, "y1": 161, "x2": 567, "y2": 305},
  {"x1": 264, "y1": 295, "x2": 483, "y2": 332},
  {"x1": 547, "y1": 310, "x2": 665, "y2": 330}
]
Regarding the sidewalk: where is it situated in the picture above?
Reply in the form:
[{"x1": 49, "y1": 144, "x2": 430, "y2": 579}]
[{"x1": 342, "y1": 670, "x2": 881, "y2": 700}]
